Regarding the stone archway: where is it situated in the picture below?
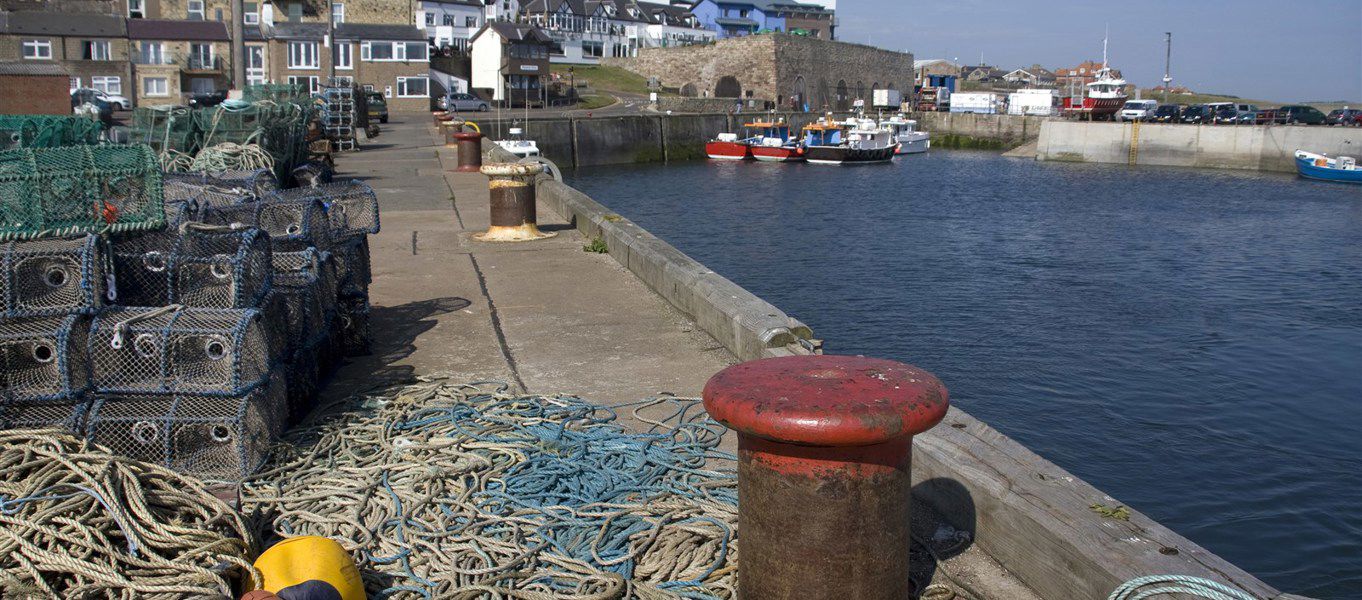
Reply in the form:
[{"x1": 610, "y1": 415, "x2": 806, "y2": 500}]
[
  {"x1": 835, "y1": 80, "x2": 849, "y2": 111},
  {"x1": 817, "y1": 79, "x2": 831, "y2": 111},
  {"x1": 790, "y1": 75, "x2": 807, "y2": 111},
  {"x1": 714, "y1": 76, "x2": 742, "y2": 98},
  {"x1": 856, "y1": 81, "x2": 865, "y2": 103},
  {"x1": 680, "y1": 83, "x2": 698, "y2": 97}
]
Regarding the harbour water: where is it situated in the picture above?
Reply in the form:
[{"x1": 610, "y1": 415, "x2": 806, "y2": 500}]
[{"x1": 569, "y1": 152, "x2": 1362, "y2": 598}]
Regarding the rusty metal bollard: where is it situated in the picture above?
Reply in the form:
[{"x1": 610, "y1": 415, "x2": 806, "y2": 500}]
[
  {"x1": 454, "y1": 130, "x2": 484, "y2": 172},
  {"x1": 474, "y1": 162, "x2": 556, "y2": 242},
  {"x1": 441, "y1": 120, "x2": 462, "y2": 147},
  {"x1": 703, "y1": 355, "x2": 949, "y2": 600}
]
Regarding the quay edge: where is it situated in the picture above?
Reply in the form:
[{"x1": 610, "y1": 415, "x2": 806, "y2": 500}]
[{"x1": 483, "y1": 141, "x2": 1316, "y2": 600}]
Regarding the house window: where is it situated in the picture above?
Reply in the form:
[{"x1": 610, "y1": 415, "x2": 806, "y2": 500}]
[
  {"x1": 335, "y1": 42, "x2": 352, "y2": 70},
  {"x1": 331, "y1": 2, "x2": 344, "y2": 24},
  {"x1": 22, "y1": 39, "x2": 52, "y2": 60},
  {"x1": 396, "y1": 76, "x2": 429, "y2": 97},
  {"x1": 332, "y1": 75, "x2": 353, "y2": 86},
  {"x1": 139, "y1": 41, "x2": 167, "y2": 64},
  {"x1": 426, "y1": 12, "x2": 436, "y2": 26},
  {"x1": 128, "y1": 0, "x2": 144, "y2": 18},
  {"x1": 360, "y1": 41, "x2": 427, "y2": 62},
  {"x1": 143, "y1": 76, "x2": 169, "y2": 97},
  {"x1": 288, "y1": 42, "x2": 319, "y2": 69},
  {"x1": 188, "y1": 0, "x2": 205, "y2": 20},
  {"x1": 246, "y1": 46, "x2": 266, "y2": 85},
  {"x1": 69, "y1": 77, "x2": 81, "y2": 90},
  {"x1": 582, "y1": 41, "x2": 603, "y2": 58},
  {"x1": 244, "y1": 2, "x2": 259, "y2": 24},
  {"x1": 507, "y1": 74, "x2": 540, "y2": 90},
  {"x1": 362, "y1": 84, "x2": 374, "y2": 92},
  {"x1": 549, "y1": 41, "x2": 565, "y2": 56},
  {"x1": 189, "y1": 43, "x2": 213, "y2": 69},
  {"x1": 442, "y1": 14, "x2": 453, "y2": 26},
  {"x1": 84, "y1": 40, "x2": 112, "y2": 60},
  {"x1": 288, "y1": 2, "x2": 302, "y2": 22},
  {"x1": 465, "y1": 16, "x2": 477, "y2": 27},
  {"x1": 287, "y1": 75, "x2": 319, "y2": 93},
  {"x1": 92, "y1": 76, "x2": 121, "y2": 95}
]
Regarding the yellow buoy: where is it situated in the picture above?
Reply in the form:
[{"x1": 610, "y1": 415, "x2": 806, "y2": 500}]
[{"x1": 253, "y1": 536, "x2": 365, "y2": 600}]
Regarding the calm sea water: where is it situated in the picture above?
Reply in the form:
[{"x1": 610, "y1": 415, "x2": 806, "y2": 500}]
[{"x1": 568, "y1": 152, "x2": 1362, "y2": 598}]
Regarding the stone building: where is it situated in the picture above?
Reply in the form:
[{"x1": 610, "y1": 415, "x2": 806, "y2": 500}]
[
  {"x1": 129, "y1": 19, "x2": 231, "y2": 106},
  {"x1": 1054, "y1": 60, "x2": 1121, "y2": 88},
  {"x1": 0, "y1": 11, "x2": 132, "y2": 102},
  {"x1": 607, "y1": 33, "x2": 912, "y2": 112},
  {"x1": 258, "y1": 0, "x2": 430, "y2": 111}
]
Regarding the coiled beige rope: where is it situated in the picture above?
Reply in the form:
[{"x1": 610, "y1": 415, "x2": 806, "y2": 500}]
[{"x1": 0, "y1": 429, "x2": 260, "y2": 598}]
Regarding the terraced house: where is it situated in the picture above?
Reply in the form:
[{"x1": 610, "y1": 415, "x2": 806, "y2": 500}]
[
  {"x1": 686, "y1": 0, "x2": 834, "y2": 39},
  {"x1": 0, "y1": 10, "x2": 132, "y2": 104},
  {"x1": 257, "y1": 0, "x2": 430, "y2": 111},
  {"x1": 518, "y1": 0, "x2": 712, "y2": 64}
]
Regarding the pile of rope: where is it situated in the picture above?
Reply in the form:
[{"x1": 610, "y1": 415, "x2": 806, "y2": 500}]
[
  {"x1": 0, "y1": 429, "x2": 259, "y2": 598},
  {"x1": 242, "y1": 376, "x2": 739, "y2": 599},
  {"x1": 162, "y1": 140, "x2": 276, "y2": 174}
]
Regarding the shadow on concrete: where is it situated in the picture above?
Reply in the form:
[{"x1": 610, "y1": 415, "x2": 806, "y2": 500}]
[
  {"x1": 909, "y1": 477, "x2": 976, "y2": 599},
  {"x1": 322, "y1": 296, "x2": 472, "y2": 399},
  {"x1": 538, "y1": 223, "x2": 576, "y2": 233}
]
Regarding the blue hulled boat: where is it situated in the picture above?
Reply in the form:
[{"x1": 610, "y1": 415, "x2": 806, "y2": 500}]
[{"x1": 1294, "y1": 150, "x2": 1362, "y2": 184}]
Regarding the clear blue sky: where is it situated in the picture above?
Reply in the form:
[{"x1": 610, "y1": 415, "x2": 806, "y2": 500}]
[{"x1": 834, "y1": 0, "x2": 1362, "y2": 102}]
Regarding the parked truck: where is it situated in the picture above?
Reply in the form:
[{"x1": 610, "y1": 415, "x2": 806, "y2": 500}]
[
  {"x1": 950, "y1": 92, "x2": 1001, "y2": 115},
  {"x1": 872, "y1": 89, "x2": 902, "y2": 109},
  {"x1": 1008, "y1": 89, "x2": 1059, "y2": 116}
]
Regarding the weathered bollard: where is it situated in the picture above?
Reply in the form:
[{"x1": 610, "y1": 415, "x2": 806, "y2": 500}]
[
  {"x1": 441, "y1": 120, "x2": 462, "y2": 147},
  {"x1": 702, "y1": 355, "x2": 949, "y2": 600},
  {"x1": 454, "y1": 130, "x2": 484, "y2": 172},
  {"x1": 475, "y1": 162, "x2": 556, "y2": 242}
]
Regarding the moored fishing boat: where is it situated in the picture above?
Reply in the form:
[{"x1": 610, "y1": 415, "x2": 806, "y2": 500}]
[
  {"x1": 879, "y1": 116, "x2": 930, "y2": 155},
  {"x1": 748, "y1": 121, "x2": 805, "y2": 162},
  {"x1": 1294, "y1": 150, "x2": 1362, "y2": 184},
  {"x1": 804, "y1": 118, "x2": 898, "y2": 165},
  {"x1": 705, "y1": 132, "x2": 752, "y2": 160}
]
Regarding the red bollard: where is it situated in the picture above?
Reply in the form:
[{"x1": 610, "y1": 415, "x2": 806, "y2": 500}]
[
  {"x1": 703, "y1": 355, "x2": 949, "y2": 600},
  {"x1": 454, "y1": 130, "x2": 484, "y2": 172}
]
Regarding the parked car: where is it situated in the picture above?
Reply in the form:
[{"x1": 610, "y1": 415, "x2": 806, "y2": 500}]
[
  {"x1": 69, "y1": 89, "x2": 113, "y2": 123},
  {"x1": 188, "y1": 90, "x2": 228, "y2": 108},
  {"x1": 1152, "y1": 104, "x2": 1182, "y2": 123},
  {"x1": 73, "y1": 87, "x2": 130, "y2": 111},
  {"x1": 443, "y1": 92, "x2": 490, "y2": 112},
  {"x1": 1276, "y1": 105, "x2": 1327, "y2": 125},
  {"x1": 1180, "y1": 104, "x2": 1211, "y2": 124},
  {"x1": 366, "y1": 92, "x2": 388, "y2": 124},
  {"x1": 1119, "y1": 99, "x2": 1159, "y2": 121},
  {"x1": 1325, "y1": 108, "x2": 1361, "y2": 126},
  {"x1": 1211, "y1": 105, "x2": 1239, "y2": 124}
]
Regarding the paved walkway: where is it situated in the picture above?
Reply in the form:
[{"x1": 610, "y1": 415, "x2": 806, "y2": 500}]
[
  {"x1": 324, "y1": 114, "x2": 735, "y2": 407},
  {"x1": 320, "y1": 114, "x2": 1041, "y2": 600}
]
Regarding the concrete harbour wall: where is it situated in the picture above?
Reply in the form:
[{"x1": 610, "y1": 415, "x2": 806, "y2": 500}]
[
  {"x1": 1037, "y1": 120, "x2": 1362, "y2": 172},
  {"x1": 483, "y1": 139, "x2": 1302, "y2": 600},
  {"x1": 908, "y1": 111, "x2": 1045, "y2": 148}
]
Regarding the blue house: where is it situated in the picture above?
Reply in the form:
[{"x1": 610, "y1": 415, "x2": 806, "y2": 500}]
[{"x1": 688, "y1": 0, "x2": 785, "y2": 38}]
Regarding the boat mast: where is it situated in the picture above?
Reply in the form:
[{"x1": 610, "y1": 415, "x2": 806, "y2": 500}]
[{"x1": 1162, "y1": 32, "x2": 1173, "y2": 104}]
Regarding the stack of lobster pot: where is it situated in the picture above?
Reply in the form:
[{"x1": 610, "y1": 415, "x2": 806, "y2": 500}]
[
  {"x1": 0, "y1": 236, "x2": 108, "y2": 435},
  {"x1": 0, "y1": 146, "x2": 164, "y2": 438},
  {"x1": 98, "y1": 220, "x2": 287, "y2": 482},
  {"x1": 264, "y1": 180, "x2": 379, "y2": 361}
]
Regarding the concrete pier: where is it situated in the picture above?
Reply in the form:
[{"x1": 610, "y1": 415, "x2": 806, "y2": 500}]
[{"x1": 322, "y1": 115, "x2": 1304, "y2": 600}]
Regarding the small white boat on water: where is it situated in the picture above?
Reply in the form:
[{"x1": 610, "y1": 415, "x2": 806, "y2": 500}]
[
  {"x1": 494, "y1": 127, "x2": 540, "y2": 158},
  {"x1": 879, "y1": 116, "x2": 930, "y2": 155}
]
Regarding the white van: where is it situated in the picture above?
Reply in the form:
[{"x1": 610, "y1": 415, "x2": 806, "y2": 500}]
[{"x1": 1120, "y1": 100, "x2": 1159, "y2": 121}]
